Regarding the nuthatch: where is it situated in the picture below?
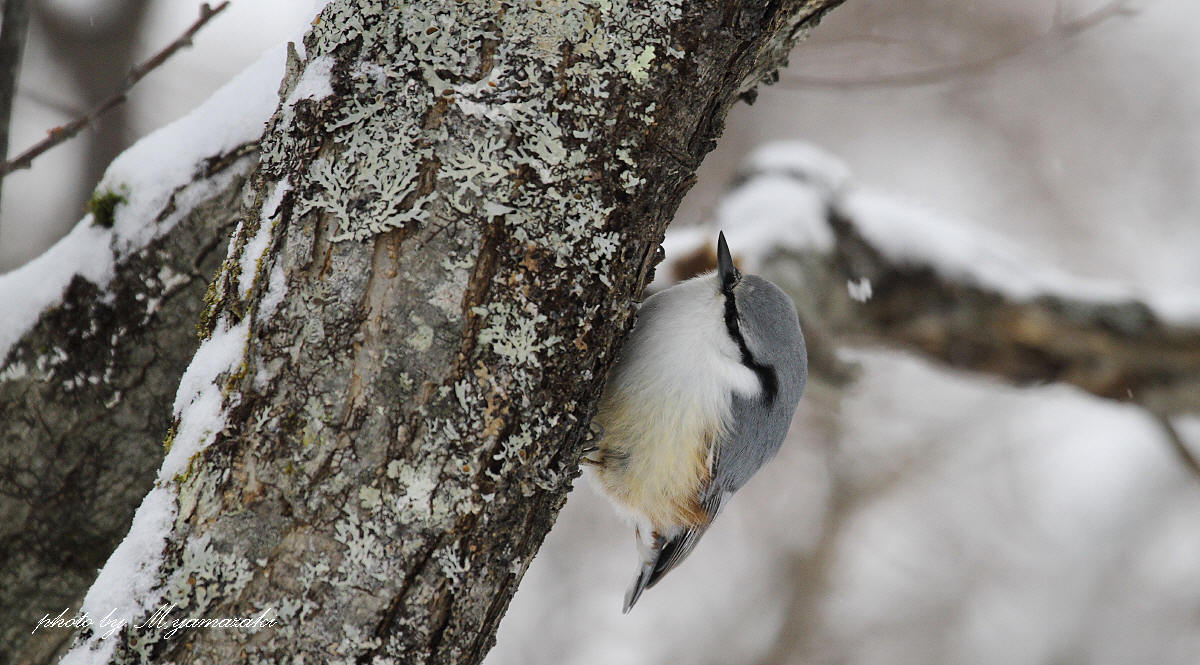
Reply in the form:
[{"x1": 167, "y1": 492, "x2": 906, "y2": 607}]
[{"x1": 585, "y1": 231, "x2": 808, "y2": 612}]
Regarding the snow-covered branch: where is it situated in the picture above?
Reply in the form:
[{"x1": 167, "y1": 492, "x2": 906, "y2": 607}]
[
  {"x1": 0, "y1": 46, "x2": 286, "y2": 664},
  {"x1": 662, "y1": 142, "x2": 1200, "y2": 415}
]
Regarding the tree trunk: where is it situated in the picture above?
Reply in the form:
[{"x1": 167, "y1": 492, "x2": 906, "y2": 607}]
[{"x1": 45, "y1": 1, "x2": 842, "y2": 664}]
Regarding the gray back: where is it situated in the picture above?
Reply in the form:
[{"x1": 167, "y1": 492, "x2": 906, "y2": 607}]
[{"x1": 711, "y1": 275, "x2": 807, "y2": 497}]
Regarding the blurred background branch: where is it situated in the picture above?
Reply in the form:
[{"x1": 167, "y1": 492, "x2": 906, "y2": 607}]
[
  {"x1": 0, "y1": 0, "x2": 32, "y2": 216},
  {"x1": 781, "y1": 0, "x2": 1137, "y2": 89},
  {"x1": 1157, "y1": 415, "x2": 1200, "y2": 481},
  {"x1": 662, "y1": 146, "x2": 1200, "y2": 418}
]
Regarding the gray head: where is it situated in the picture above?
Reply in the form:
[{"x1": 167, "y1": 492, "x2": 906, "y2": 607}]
[{"x1": 716, "y1": 232, "x2": 808, "y2": 408}]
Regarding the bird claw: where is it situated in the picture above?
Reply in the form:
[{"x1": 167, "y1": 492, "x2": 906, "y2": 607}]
[
  {"x1": 580, "y1": 423, "x2": 605, "y2": 467},
  {"x1": 580, "y1": 442, "x2": 602, "y2": 466}
]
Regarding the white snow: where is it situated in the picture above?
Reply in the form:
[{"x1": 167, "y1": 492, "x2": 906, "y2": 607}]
[
  {"x1": 1144, "y1": 290, "x2": 1200, "y2": 327},
  {"x1": 652, "y1": 143, "x2": 845, "y2": 289},
  {"x1": 841, "y1": 187, "x2": 1140, "y2": 306},
  {"x1": 106, "y1": 44, "x2": 288, "y2": 258},
  {"x1": 58, "y1": 312, "x2": 249, "y2": 662},
  {"x1": 259, "y1": 263, "x2": 289, "y2": 320},
  {"x1": 740, "y1": 140, "x2": 851, "y2": 196},
  {"x1": 285, "y1": 54, "x2": 335, "y2": 106},
  {"x1": 57, "y1": 485, "x2": 179, "y2": 665},
  {"x1": 78, "y1": 486, "x2": 178, "y2": 630},
  {"x1": 0, "y1": 221, "x2": 114, "y2": 362},
  {"x1": 847, "y1": 276, "x2": 872, "y2": 302},
  {"x1": 162, "y1": 316, "x2": 251, "y2": 480},
  {"x1": 650, "y1": 166, "x2": 835, "y2": 291},
  {"x1": 0, "y1": 41, "x2": 287, "y2": 369},
  {"x1": 662, "y1": 142, "x2": 1199, "y2": 325},
  {"x1": 51, "y1": 30, "x2": 295, "y2": 665},
  {"x1": 238, "y1": 179, "x2": 290, "y2": 298},
  {"x1": 716, "y1": 174, "x2": 836, "y2": 260}
]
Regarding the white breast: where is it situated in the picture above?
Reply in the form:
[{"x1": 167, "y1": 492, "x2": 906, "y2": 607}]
[{"x1": 590, "y1": 273, "x2": 760, "y2": 532}]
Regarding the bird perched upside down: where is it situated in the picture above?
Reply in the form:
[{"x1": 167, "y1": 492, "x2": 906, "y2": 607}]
[{"x1": 585, "y1": 231, "x2": 808, "y2": 612}]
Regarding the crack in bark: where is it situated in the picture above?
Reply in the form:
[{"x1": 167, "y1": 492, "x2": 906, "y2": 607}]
[{"x1": 455, "y1": 219, "x2": 504, "y2": 371}]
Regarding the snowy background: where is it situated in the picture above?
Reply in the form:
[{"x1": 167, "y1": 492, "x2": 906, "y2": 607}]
[{"x1": 4, "y1": 1, "x2": 1199, "y2": 663}]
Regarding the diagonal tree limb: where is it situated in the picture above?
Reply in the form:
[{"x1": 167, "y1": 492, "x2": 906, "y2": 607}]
[
  {"x1": 0, "y1": 148, "x2": 253, "y2": 665},
  {"x1": 822, "y1": 212, "x2": 1200, "y2": 414}
]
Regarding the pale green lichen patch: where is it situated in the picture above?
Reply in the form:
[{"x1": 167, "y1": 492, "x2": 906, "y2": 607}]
[
  {"x1": 627, "y1": 45, "x2": 656, "y2": 82},
  {"x1": 434, "y1": 543, "x2": 470, "y2": 585},
  {"x1": 358, "y1": 486, "x2": 382, "y2": 510},
  {"x1": 473, "y1": 303, "x2": 562, "y2": 369},
  {"x1": 405, "y1": 314, "x2": 435, "y2": 352},
  {"x1": 261, "y1": 0, "x2": 681, "y2": 252},
  {"x1": 387, "y1": 464, "x2": 440, "y2": 522}
]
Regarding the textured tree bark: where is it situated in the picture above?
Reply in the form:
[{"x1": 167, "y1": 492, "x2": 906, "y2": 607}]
[
  {"x1": 42, "y1": 1, "x2": 843, "y2": 664},
  {"x1": 0, "y1": 152, "x2": 253, "y2": 665}
]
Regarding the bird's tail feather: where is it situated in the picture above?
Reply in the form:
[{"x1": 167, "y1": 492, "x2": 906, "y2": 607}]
[
  {"x1": 623, "y1": 528, "x2": 664, "y2": 613},
  {"x1": 622, "y1": 518, "x2": 717, "y2": 613},
  {"x1": 623, "y1": 557, "x2": 657, "y2": 613}
]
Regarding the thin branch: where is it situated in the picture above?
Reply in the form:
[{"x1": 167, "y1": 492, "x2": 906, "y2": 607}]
[
  {"x1": 1155, "y1": 414, "x2": 1200, "y2": 483},
  {"x1": 0, "y1": 1, "x2": 229, "y2": 178},
  {"x1": 782, "y1": 0, "x2": 1136, "y2": 89}
]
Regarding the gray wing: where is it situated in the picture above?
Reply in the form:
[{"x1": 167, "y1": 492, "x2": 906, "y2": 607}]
[{"x1": 710, "y1": 387, "x2": 801, "y2": 496}]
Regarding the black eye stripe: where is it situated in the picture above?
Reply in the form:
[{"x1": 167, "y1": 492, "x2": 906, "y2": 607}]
[{"x1": 722, "y1": 288, "x2": 779, "y2": 407}]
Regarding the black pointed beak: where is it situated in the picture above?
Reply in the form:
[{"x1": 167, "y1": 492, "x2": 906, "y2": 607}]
[{"x1": 717, "y1": 231, "x2": 739, "y2": 292}]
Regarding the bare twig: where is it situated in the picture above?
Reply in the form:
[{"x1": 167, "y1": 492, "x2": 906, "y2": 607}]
[
  {"x1": 1155, "y1": 414, "x2": 1200, "y2": 483},
  {"x1": 782, "y1": 0, "x2": 1136, "y2": 89},
  {"x1": 0, "y1": 1, "x2": 230, "y2": 178}
]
